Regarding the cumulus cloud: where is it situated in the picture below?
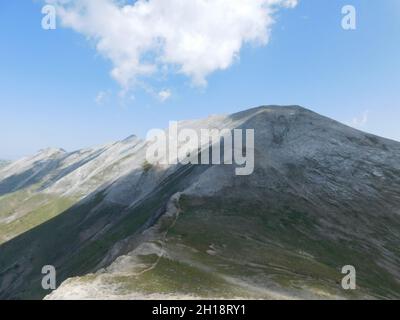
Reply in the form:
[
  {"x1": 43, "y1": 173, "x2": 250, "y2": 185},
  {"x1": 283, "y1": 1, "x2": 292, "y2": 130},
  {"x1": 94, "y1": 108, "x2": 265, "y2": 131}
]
[{"x1": 47, "y1": 0, "x2": 297, "y2": 88}]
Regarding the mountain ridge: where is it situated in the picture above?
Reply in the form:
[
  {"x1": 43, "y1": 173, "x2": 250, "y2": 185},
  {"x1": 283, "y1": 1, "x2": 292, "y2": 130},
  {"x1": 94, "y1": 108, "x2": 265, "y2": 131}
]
[{"x1": 1, "y1": 105, "x2": 400, "y2": 299}]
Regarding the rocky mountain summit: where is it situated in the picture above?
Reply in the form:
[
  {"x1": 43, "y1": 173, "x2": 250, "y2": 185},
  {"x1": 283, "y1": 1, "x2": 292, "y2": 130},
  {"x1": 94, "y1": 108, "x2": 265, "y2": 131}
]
[{"x1": 1, "y1": 106, "x2": 399, "y2": 299}]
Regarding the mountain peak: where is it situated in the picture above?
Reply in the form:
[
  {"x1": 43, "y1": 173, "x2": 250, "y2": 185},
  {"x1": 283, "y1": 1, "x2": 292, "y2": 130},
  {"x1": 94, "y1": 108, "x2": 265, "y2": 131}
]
[
  {"x1": 37, "y1": 147, "x2": 66, "y2": 156},
  {"x1": 229, "y1": 105, "x2": 313, "y2": 121}
]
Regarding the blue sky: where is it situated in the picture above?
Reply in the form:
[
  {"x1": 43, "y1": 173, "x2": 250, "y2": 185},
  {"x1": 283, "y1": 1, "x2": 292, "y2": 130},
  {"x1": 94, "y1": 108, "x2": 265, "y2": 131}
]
[{"x1": 1, "y1": 0, "x2": 399, "y2": 159}]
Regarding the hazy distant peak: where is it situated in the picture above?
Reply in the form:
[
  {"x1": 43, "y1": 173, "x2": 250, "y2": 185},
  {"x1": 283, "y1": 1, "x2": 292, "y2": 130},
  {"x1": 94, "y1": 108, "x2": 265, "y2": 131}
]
[{"x1": 37, "y1": 147, "x2": 67, "y2": 157}]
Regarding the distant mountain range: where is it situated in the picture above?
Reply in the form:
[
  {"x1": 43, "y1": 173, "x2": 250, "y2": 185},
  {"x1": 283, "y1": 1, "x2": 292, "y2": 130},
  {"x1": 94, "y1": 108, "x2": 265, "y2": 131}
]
[{"x1": 1, "y1": 106, "x2": 399, "y2": 300}]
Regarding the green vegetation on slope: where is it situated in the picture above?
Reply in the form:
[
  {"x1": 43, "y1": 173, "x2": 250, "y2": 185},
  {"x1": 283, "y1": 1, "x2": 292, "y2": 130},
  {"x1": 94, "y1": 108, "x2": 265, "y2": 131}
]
[
  {"x1": 0, "y1": 165, "x2": 203, "y2": 299},
  {"x1": 0, "y1": 189, "x2": 77, "y2": 244},
  {"x1": 161, "y1": 194, "x2": 400, "y2": 299},
  {"x1": 86, "y1": 190, "x2": 400, "y2": 299}
]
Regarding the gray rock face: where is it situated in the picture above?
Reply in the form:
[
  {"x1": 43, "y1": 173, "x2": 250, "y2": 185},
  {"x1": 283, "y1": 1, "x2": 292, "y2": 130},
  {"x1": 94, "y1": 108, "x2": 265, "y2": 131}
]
[{"x1": 1, "y1": 106, "x2": 400, "y2": 300}]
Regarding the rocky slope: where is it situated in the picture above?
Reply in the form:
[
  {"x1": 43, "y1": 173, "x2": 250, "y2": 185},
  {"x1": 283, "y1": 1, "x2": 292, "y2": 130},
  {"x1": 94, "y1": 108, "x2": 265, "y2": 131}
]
[{"x1": 1, "y1": 106, "x2": 400, "y2": 300}]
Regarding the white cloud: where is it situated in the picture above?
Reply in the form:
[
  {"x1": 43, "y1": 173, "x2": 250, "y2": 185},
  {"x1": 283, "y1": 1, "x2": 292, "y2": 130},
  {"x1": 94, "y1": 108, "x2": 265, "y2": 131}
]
[
  {"x1": 47, "y1": 0, "x2": 297, "y2": 89},
  {"x1": 158, "y1": 89, "x2": 172, "y2": 102},
  {"x1": 351, "y1": 110, "x2": 369, "y2": 128}
]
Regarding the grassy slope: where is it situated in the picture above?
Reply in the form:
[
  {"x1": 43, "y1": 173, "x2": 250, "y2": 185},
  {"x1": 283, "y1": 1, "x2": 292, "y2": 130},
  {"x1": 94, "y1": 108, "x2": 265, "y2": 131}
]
[
  {"x1": 0, "y1": 190, "x2": 77, "y2": 244},
  {"x1": 0, "y1": 165, "x2": 201, "y2": 299},
  {"x1": 159, "y1": 195, "x2": 400, "y2": 299},
  {"x1": 79, "y1": 192, "x2": 400, "y2": 300}
]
